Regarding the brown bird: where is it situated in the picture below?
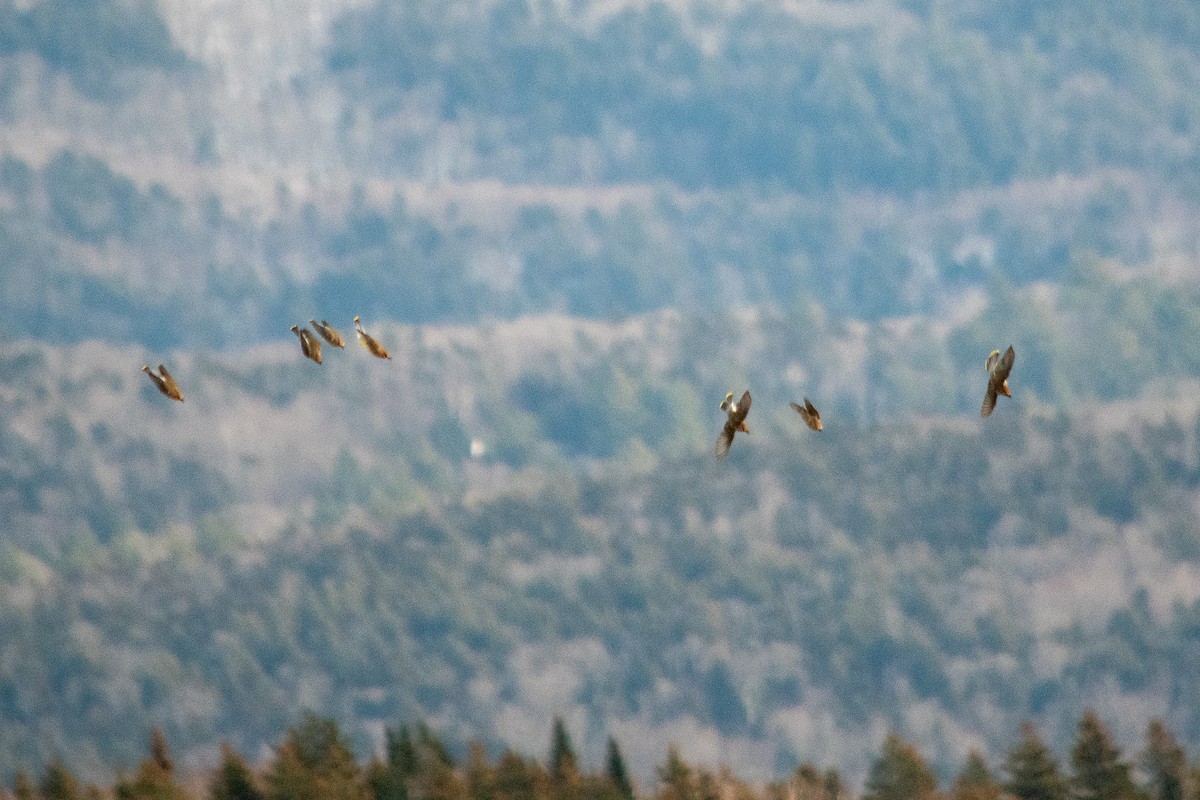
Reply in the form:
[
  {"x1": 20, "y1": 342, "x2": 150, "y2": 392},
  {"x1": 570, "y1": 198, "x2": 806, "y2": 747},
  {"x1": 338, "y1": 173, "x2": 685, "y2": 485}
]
[
  {"x1": 981, "y1": 345, "x2": 1016, "y2": 417},
  {"x1": 790, "y1": 397, "x2": 823, "y2": 431},
  {"x1": 290, "y1": 324, "x2": 323, "y2": 365},
  {"x1": 142, "y1": 364, "x2": 184, "y2": 402},
  {"x1": 716, "y1": 390, "x2": 751, "y2": 459},
  {"x1": 354, "y1": 315, "x2": 391, "y2": 360},
  {"x1": 309, "y1": 319, "x2": 345, "y2": 348}
]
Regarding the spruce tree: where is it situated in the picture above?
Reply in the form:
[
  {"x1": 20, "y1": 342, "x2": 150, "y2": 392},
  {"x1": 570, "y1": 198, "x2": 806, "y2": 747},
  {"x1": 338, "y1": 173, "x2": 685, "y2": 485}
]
[
  {"x1": 116, "y1": 728, "x2": 187, "y2": 800},
  {"x1": 550, "y1": 717, "x2": 579, "y2": 784},
  {"x1": 606, "y1": 737, "x2": 635, "y2": 800},
  {"x1": 264, "y1": 712, "x2": 366, "y2": 800},
  {"x1": 952, "y1": 750, "x2": 1001, "y2": 800},
  {"x1": 40, "y1": 759, "x2": 82, "y2": 800},
  {"x1": 1140, "y1": 720, "x2": 1185, "y2": 800},
  {"x1": 493, "y1": 751, "x2": 540, "y2": 800},
  {"x1": 387, "y1": 726, "x2": 418, "y2": 778},
  {"x1": 210, "y1": 742, "x2": 264, "y2": 800},
  {"x1": 656, "y1": 746, "x2": 696, "y2": 800},
  {"x1": 862, "y1": 733, "x2": 938, "y2": 800},
  {"x1": 1070, "y1": 710, "x2": 1138, "y2": 800},
  {"x1": 1004, "y1": 722, "x2": 1068, "y2": 800},
  {"x1": 465, "y1": 742, "x2": 494, "y2": 800},
  {"x1": 13, "y1": 770, "x2": 36, "y2": 800}
]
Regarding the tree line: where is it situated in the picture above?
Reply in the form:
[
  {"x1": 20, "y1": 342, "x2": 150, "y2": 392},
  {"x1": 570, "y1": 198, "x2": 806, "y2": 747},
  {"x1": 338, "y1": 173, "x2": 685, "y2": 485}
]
[{"x1": 5, "y1": 711, "x2": 1196, "y2": 800}]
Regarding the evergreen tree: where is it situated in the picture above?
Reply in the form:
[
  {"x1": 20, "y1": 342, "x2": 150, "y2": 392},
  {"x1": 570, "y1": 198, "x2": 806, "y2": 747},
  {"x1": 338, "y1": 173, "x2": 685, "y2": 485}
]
[
  {"x1": 1004, "y1": 722, "x2": 1069, "y2": 800},
  {"x1": 792, "y1": 764, "x2": 825, "y2": 800},
  {"x1": 1140, "y1": 721, "x2": 1185, "y2": 800},
  {"x1": 549, "y1": 717, "x2": 579, "y2": 784},
  {"x1": 605, "y1": 737, "x2": 635, "y2": 800},
  {"x1": 116, "y1": 727, "x2": 187, "y2": 800},
  {"x1": 417, "y1": 724, "x2": 455, "y2": 769},
  {"x1": 387, "y1": 726, "x2": 418, "y2": 778},
  {"x1": 13, "y1": 770, "x2": 36, "y2": 800},
  {"x1": 210, "y1": 742, "x2": 265, "y2": 800},
  {"x1": 263, "y1": 712, "x2": 366, "y2": 800},
  {"x1": 493, "y1": 751, "x2": 543, "y2": 800},
  {"x1": 862, "y1": 733, "x2": 938, "y2": 800},
  {"x1": 1070, "y1": 710, "x2": 1139, "y2": 800},
  {"x1": 40, "y1": 759, "x2": 82, "y2": 800},
  {"x1": 409, "y1": 723, "x2": 464, "y2": 800},
  {"x1": 823, "y1": 770, "x2": 845, "y2": 800},
  {"x1": 656, "y1": 746, "x2": 696, "y2": 800},
  {"x1": 465, "y1": 743, "x2": 494, "y2": 800},
  {"x1": 952, "y1": 751, "x2": 1001, "y2": 800}
]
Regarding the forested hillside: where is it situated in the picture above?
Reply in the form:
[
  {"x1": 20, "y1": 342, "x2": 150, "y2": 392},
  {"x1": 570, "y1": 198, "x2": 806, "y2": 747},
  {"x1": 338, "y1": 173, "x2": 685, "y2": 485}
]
[{"x1": 0, "y1": 0, "x2": 1199, "y2": 790}]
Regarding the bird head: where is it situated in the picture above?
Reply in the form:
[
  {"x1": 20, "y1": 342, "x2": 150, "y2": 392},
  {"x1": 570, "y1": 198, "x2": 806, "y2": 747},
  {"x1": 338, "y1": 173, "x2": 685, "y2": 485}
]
[{"x1": 720, "y1": 391, "x2": 734, "y2": 411}]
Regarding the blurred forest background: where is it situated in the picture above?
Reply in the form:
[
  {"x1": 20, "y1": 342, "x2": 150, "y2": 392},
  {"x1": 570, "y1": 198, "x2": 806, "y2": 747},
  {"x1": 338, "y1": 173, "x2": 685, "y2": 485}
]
[{"x1": 2, "y1": 0, "x2": 1200, "y2": 791}]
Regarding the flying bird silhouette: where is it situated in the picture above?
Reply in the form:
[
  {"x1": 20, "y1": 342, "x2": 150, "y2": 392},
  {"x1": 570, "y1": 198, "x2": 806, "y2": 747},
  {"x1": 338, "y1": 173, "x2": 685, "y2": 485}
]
[
  {"x1": 716, "y1": 390, "x2": 752, "y2": 459},
  {"x1": 142, "y1": 364, "x2": 184, "y2": 402},
  {"x1": 790, "y1": 397, "x2": 823, "y2": 431},
  {"x1": 981, "y1": 345, "x2": 1016, "y2": 417},
  {"x1": 354, "y1": 316, "x2": 391, "y2": 360},
  {"x1": 309, "y1": 319, "x2": 345, "y2": 349},
  {"x1": 290, "y1": 324, "x2": 323, "y2": 365}
]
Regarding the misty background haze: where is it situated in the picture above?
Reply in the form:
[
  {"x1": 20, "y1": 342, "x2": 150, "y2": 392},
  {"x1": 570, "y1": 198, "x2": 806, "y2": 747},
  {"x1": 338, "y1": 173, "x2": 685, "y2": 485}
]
[{"x1": 1, "y1": 0, "x2": 1200, "y2": 792}]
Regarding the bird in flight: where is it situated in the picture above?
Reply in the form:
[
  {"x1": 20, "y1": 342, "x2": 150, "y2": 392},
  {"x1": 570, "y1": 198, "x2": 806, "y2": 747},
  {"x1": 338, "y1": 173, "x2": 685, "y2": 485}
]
[
  {"x1": 309, "y1": 319, "x2": 346, "y2": 349},
  {"x1": 354, "y1": 316, "x2": 391, "y2": 360},
  {"x1": 981, "y1": 345, "x2": 1016, "y2": 417},
  {"x1": 290, "y1": 324, "x2": 323, "y2": 365},
  {"x1": 142, "y1": 364, "x2": 184, "y2": 402},
  {"x1": 790, "y1": 397, "x2": 823, "y2": 431},
  {"x1": 716, "y1": 390, "x2": 751, "y2": 459}
]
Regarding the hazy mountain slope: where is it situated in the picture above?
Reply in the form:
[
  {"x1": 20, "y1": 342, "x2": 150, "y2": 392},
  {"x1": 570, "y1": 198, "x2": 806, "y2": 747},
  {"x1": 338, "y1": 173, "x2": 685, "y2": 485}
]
[
  {"x1": 4, "y1": 279, "x2": 1200, "y2": 783},
  {"x1": 1, "y1": 0, "x2": 1200, "y2": 791}
]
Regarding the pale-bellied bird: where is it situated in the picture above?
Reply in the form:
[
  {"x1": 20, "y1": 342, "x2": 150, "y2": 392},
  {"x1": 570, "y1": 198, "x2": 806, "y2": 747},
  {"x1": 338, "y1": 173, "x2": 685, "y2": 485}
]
[
  {"x1": 290, "y1": 324, "x2": 323, "y2": 365},
  {"x1": 790, "y1": 397, "x2": 823, "y2": 431},
  {"x1": 981, "y1": 345, "x2": 1015, "y2": 417},
  {"x1": 354, "y1": 316, "x2": 391, "y2": 360},
  {"x1": 716, "y1": 390, "x2": 751, "y2": 459},
  {"x1": 142, "y1": 364, "x2": 184, "y2": 402},
  {"x1": 309, "y1": 319, "x2": 345, "y2": 348}
]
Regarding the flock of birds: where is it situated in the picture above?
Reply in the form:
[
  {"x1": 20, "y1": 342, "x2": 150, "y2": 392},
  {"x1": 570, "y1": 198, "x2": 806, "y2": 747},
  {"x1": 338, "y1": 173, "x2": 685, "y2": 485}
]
[
  {"x1": 141, "y1": 315, "x2": 1016, "y2": 461},
  {"x1": 140, "y1": 315, "x2": 391, "y2": 404},
  {"x1": 714, "y1": 344, "x2": 1015, "y2": 459}
]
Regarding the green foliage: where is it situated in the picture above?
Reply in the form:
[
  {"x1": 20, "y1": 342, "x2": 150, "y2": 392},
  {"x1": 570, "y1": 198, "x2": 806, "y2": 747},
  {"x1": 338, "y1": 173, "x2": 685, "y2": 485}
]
[
  {"x1": 263, "y1": 714, "x2": 366, "y2": 800},
  {"x1": 1005, "y1": 723, "x2": 1069, "y2": 800},
  {"x1": 862, "y1": 733, "x2": 938, "y2": 800},
  {"x1": 39, "y1": 759, "x2": 82, "y2": 800},
  {"x1": 656, "y1": 746, "x2": 697, "y2": 800},
  {"x1": 548, "y1": 717, "x2": 578, "y2": 784},
  {"x1": 1070, "y1": 711, "x2": 1141, "y2": 800},
  {"x1": 328, "y1": 0, "x2": 1200, "y2": 193},
  {"x1": 114, "y1": 728, "x2": 187, "y2": 800},
  {"x1": 210, "y1": 742, "x2": 265, "y2": 800},
  {"x1": 604, "y1": 738, "x2": 634, "y2": 800}
]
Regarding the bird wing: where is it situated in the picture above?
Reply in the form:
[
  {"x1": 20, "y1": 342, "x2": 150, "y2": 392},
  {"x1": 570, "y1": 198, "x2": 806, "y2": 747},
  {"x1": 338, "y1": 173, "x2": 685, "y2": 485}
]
[
  {"x1": 803, "y1": 398, "x2": 822, "y2": 430},
  {"x1": 715, "y1": 420, "x2": 736, "y2": 459},
  {"x1": 791, "y1": 399, "x2": 822, "y2": 431},
  {"x1": 981, "y1": 385, "x2": 998, "y2": 417}
]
